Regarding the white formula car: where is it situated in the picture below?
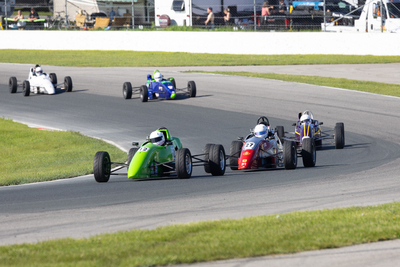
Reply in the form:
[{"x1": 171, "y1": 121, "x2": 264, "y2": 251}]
[{"x1": 9, "y1": 66, "x2": 73, "y2": 97}]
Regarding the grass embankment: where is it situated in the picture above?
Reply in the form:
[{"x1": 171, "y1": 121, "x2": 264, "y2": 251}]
[
  {"x1": 190, "y1": 71, "x2": 400, "y2": 97},
  {"x1": 1, "y1": 50, "x2": 400, "y2": 67},
  {"x1": 1, "y1": 203, "x2": 399, "y2": 266},
  {"x1": 0, "y1": 118, "x2": 127, "y2": 186}
]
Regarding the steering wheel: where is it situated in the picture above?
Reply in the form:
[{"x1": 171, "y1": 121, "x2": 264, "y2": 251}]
[{"x1": 256, "y1": 116, "x2": 270, "y2": 126}]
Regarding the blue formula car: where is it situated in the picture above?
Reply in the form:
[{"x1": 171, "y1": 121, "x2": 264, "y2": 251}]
[{"x1": 123, "y1": 69, "x2": 197, "y2": 102}]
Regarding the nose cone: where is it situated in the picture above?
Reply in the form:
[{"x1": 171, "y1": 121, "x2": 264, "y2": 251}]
[
  {"x1": 238, "y1": 149, "x2": 255, "y2": 170},
  {"x1": 170, "y1": 92, "x2": 176, "y2": 99}
]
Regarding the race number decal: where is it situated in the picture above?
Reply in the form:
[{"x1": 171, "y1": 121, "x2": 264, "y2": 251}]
[
  {"x1": 139, "y1": 147, "x2": 149, "y2": 152},
  {"x1": 243, "y1": 142, "x2": 255, "y2": 150}
]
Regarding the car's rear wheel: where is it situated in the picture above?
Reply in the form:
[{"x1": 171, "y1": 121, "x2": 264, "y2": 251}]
[
  {"x1": 49, "y1": 73, "x2": 57, "y2": 85},
  {"x1": 22, "y1": 80, "x2": 30, "y2": 97},
  {"x1": 203, "y1": 143, "x2": 213, "y2": 173},
  {"x1": 140, "y1": 85, "x2": 148, "y2": 102},
  {"x1": 209, "y1": 144, "x2": 226, "y2": 176},
  {"x1": 188, "y1": 81, "x2": 196, "y2": 97},
  {"x1": 64, "y1": 76, "x2": 73, "y2": 92},
  {"x1": 229, "y1": 141, "x2": 243, "y2": 170},
  {"x1": 276, "y1": 126, "x2": 284, "y2": 144},
  {"x1": 93, "y1": 151, "x2": 111, "y2": 183},
  {"x1": 127, "y1": 147, "x2": 138, "y2": 169},
  {"x1": 123, "y1": 82, "x2": 132, "y2": 99},
  {"x1": 176, "y1": 148, "x2": 192, "y2": 179},
  {"x1": 9, "y1": 77, "x2": 17, "y2": 94},
  {"x1": 302, "y1": 138, "x2": 316, "y2": 167},
  {"x1": 335, "y1": 122, "x2": 345, "y2": 149},
  {"x1": 283, "y1": 141, "x2": 297, "y2": 170}
]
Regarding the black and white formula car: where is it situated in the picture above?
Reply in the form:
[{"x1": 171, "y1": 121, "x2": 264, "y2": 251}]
[{"x1": 9, "y1": 65, "x2": 73, "y2": 97}]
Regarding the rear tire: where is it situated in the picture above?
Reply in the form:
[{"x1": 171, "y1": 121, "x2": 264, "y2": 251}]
[
  {"x1": 49, "y1": 73, "x2": 57, "y2": 85},
  {"x1": 276, "y1": 126, "x2": 284, "y2": 144},
  {"x1": 123, "y1": 82, "x2": 132, "y2": 99},
  {"x1": 176, "y1": 148, "x2": 192, "y2": 179},
  {"x1": 93, "y1": 151, "x2": 111, "y2": 183},
  {"x1": 283, "y1": 141, "x2": 297, "y2": 170},
  {"x1": 209, "y1": 144, "x2": 226, "y2": 176},
  {"x1": 140, "y1": 85, "x2": 148, "y2": 102},
  {"x1": 302, "y1": 138, "x2": 316, "y2": 167},
  {"x1": 335, "y1": 123, "x2": 345, "y2": 149},
  {"x1": 23, "y1": 80, "x2": 30, "y2": 97},
  {"x1": 188, "y1": 81, "x2": 196, "y2": 97},
  {"x1": 203, "y1": 143, "x2": 213, "y2": 173},
  {"x1": 229, "y1": 141, "x2": 243, "y2": 170},
  {"x1": 127, "y1": 147, "x2": 138, "y2": 169},
  {"x1": 64, "y1": 76, "x2": 73, "y2": 92},
  {"x1": 9, "y1": 77, "x2": 17, "y2": 93}
]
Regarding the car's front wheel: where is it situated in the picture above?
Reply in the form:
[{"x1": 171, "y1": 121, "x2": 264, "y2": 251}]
[
  {"x1": 9, "y1": 77, "x2": 18, "y2": 94},
  {"x1": 93, "y1": 151, "x2": 111, "y2": 183},
  {"x1": 176, "y1": 148, "x2": 192, "y2": 179},
  {"x1": 187, "y1": 81, "x2": 196, "y2": 97},
  {"x1": 22, "y1": 80, "x2": 30, "y2": 97},
  {"x1": 209, "y1": 144, "x2": 226, "y2": 176},
  {"x1": 229, "y1": 141, "x2": 243, "y2": 170},
  {"x1": 140, "y1": 85, "x2": 148, "y2": 102},
  {"x1": 123, "y1": 82, "x2": 132, "y2": 99},
  {"x1": 64, "y1": 76, "x2": 73, "y2": 92}
]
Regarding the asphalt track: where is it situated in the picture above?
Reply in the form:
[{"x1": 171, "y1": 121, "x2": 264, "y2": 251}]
[{"x1": 1, "y1": 63, "x2": 400, "y2": 266}]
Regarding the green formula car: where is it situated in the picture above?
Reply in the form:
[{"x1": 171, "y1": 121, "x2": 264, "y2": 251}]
[{"x1": 93, "y1": 127, "x2": 226, "y2": 182}]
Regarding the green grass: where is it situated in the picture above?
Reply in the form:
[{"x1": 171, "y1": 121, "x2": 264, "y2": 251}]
[
  {"x1": 0, "y1": 118, "x2": 127, "y2": 186},
  {"x1": 2, "y1": 50, "x2": 400, "y2": 67},
  {"x1": 0, "y1": 202, "x2": 399, "y2": 266},
  {"x1": 190, "y1": 71, "x2": 400, "y2": 97}
]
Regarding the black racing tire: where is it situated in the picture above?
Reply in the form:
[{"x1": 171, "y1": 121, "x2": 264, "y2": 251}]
[
  {"x1": 229, "y1": 141, "x2": 243, "y2": 170},
  {"x1": 283, "y1": 141, "x2": 297, "y2": 170},
  {"x1": 140, "y1": 85, "x2": 148, "y2": 102},
  {"x1": 276, "y1": 126, "x2": 284, "y2": 144},
  {"x1": 203, "y1": 143, "x2": 213, "y2": 173},
  {"x1": 302, "y1": 138, "x2": 316, "y2": 167},
  {"x1": 335, "y1": 122, "x2": 345, "y2": 149},
  {"x1": 123, "y1": 82, "x2": 132, "y2": 99},
  {"x1": 127, "y1": 147, "x2": 138, "y2": 169},
  {"x1": 176, "y1": 148, "x2": 192, "y2": 179},
  {"x1": 188, "y1": 81, "x2": 196, "y2": 98},
  {"x1": 209, "y1": 144, "x2": 226, "y2": 176},
  {"x1": 9, "y1": 77, "x2": 18, "y2": 94},
  {"x1": 49, "y1": 73, "x2": 57, "y2": 85},
  {"x1": 93, "y1": 151, "x2": 111, "y2": 183},
  {"x1": 169, "y1": 77, "x2": 176, "y2": 89},
  {"x1": 64, "y1": 76, "x2": 73, "y2": 92},
  {"x1": 22, "y1": 80, "x2": 30, "y2": 97}
]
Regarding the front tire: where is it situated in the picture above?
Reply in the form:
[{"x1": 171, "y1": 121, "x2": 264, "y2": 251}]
[
  {"x1": 176, "y1": 148, "x2": 192, "y2": 179},
  {"x1": 123, "y1": 82, "x2": 132, "y2": 99},
  {"x1": 203, "y1": 143, "x2": 213, "y2": 173},
  {"x1": 9, "y1": 77, "x2": 17, "y2": 93},
  {"x1": 302, "y1": 138, "x2": 316, "y2": 167},
  {"x1": 127, "y1": 147, "x2": 138, "y2": 169},
  {"x1": 93, "y1": 151, "x2": 111, "y2": 183},
  {"x1": 335, "y1": 123, "x2": 345, "y2": 149},
  {"x1": 140, "y1": 85, "x2": 148, "y2": 102},
  {"x1": 187, "y1": 81, "x2": 196, "y2": 97},
  {"x1": 283, "y1": 141, "x2": 297, "y2": 170},
  {"x1": 229, "y1": 141, "x2": 243, "y2": 170},
  {"x1": 22, "y1": 80, "x2": 30, "y2": 97},
  {"x1": 64, "y1": 76, "x2": 73, "y2": 92},
  {"x1": 276, "y1": 126, "x2": 285, "y2": 144},
  {"x1": 209, "y1": 144, "x2": 226, "y2": 176}
]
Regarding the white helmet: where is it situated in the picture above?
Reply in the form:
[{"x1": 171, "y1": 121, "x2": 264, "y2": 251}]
[
  {"x1": 154, "y1": 72, "x2": 162, "y2": 82},
  {"x1": 149, "y1": 131, "x2": 165, "y2": 146},
  {"x1": 300, "y1": 114, "x2": 311, "y2": 124},
  {"x1": 35, "y1": 67, "x2": 43, "y2": 75},
  {"x1": 254, "y1": 124, "x2": 268, "y2": 138}
]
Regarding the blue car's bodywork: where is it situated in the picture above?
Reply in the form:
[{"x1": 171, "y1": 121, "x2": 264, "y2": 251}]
[{"x1": 145, "y1": 74, "x2": 176, "y2": 100}]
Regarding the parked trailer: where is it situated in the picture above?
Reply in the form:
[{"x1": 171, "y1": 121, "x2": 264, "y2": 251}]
[{"x1": 323, "y1": 0, "x2": 400, "y2": 32}]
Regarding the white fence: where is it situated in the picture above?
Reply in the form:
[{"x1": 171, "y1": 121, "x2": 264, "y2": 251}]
[{"x1": 1, "y1": 31, "x2": 400, "y2": 55}]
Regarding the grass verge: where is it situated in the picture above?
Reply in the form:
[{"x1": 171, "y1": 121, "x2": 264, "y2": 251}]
[
  {"x1": 0, "y1": 118, "x2": 127, "y2": 186},
  {"x1": 0, "y1": 202, "x2": 399, "y2": 266},
  {"x1": 190, "y1": 71, "x2": 400, "y2": 97},
  {"x1": 2, "y1": 50, "x2": 400, "y2": 67}
]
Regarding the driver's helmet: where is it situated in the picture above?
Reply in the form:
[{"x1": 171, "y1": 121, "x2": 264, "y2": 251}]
[
  {"x1": 154, "y1": 72, "x2": 162, "y2": 82},
  {"x1": 300, "y1": 114, "x2": 311, "y2": 124},
  {"x1": 254, "y1": 124, "x2": 269, "y2": 138},
  {"x1": 149, "y1": 130, "x2": 165, "y2": 146},
  {"x1": 35, "y1": 67, "x2": 43, "y2": 75}
]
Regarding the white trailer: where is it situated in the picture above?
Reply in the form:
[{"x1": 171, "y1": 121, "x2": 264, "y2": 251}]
[{"x1": 323, "y1": 0, "x2": 400, "y2": 33}]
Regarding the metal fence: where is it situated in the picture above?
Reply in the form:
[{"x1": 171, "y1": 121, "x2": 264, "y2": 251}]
[{"x1": 0, "y1": 0, "x2": 372, "y2": 31}]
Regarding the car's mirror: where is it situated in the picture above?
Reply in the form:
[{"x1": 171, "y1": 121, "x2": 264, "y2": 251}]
[
  {"x1": 166, "y1": 141, "x2": 173, "y2": 145},
  {"x1": 292, "y1": 123, "x2": 296, "y2": 126},
  {"x1": 320, "y1": 122, "x2": 323, "y2": 125},
  {"x1": 132, "y1": 142, "x2": 139, "y2": 147}
]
